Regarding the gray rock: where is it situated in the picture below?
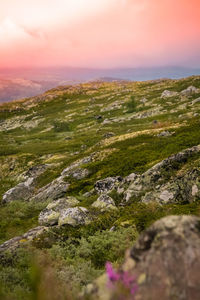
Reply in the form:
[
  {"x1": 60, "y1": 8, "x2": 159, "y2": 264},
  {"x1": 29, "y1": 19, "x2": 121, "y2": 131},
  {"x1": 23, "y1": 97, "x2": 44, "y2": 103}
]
[
  {"x1": 157, "y1": 130, "x2": 174, "y2": 137},
  {"x1": 140, "y1": 97, "x2": 148, "y2": 103},
  {"x1": 161, "y1": 90, "x2": 178, "y2": 98},
  {"x1": 32, "y1": 176, "x2": 70, "y2": 202},
  {"x1": 94, "y1": 176, "x2": 123, "y2": 194},
  {"x1": 124, "y1": 145, "x2": 200, "y2": 202},
  {"x1": 38, "y1": 196, "x2": 79, "y2": 226},
  {"x1": 141, "y1": 168, "x2": 200, "y2": 204},
  {"x1": 70, "y1": 168, "x2": 90, "y2": 180},
  {"x1": 2, "y1": 180, "x2": 34, "y2": 203},
  {"x1": 92, "y1": 194, "x2": 116, "y2": 211},
  {"x1": 0, "y1": 226, "x2": 48, "y2": 253},
  {"x1": 192, "y1": 97, "x2": 200, "y2": 105},
  {"x1": 58, "y1": 207, "x2": 91, "y2": 226},
  {"x1": 87, "y1": 215, "x2": 200, "y2": 300},
  {"x1": 2, "y1": 164, "x2": 49, "y2": 203},
  {"x1": 181, "y1": 85, "x2": 199, "y2": 96}
]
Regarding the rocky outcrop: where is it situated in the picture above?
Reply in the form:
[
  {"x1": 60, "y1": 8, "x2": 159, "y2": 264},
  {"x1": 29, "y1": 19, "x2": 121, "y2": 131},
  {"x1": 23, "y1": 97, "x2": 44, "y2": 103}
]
[
  {"x1": 92, "y1": 194, "x2": 117, "y2": 211},
  {"x1": 161, "y1": 90, "x2": 178, "y2": 98},
  {"x1": 123, "y1": 145, "x2": 200, "y2": 203},
  {"x1": 38, "y1": 196, "x2": 79, "y2": 226},
  {"x1": 0, "y1": 226, "x2": 48, "y2": 253},
  {"x1": 86, "y1": 215, "x2": 200, "y2": 300},
  {"x1": 2, "y1": 164, "x2": 49, "y2": 203},
  {"x1": 58, "y1": 207, "x2": 91, "y2": 226},
  {"x1": 31, "y1": 176, "x2": 70, "y2": 202},
  {"x1": 141, "y1": 168, "x2": 200, "y2": 204},
  {"x1": 94, "y1": 177, "x2": 123, "y2": 194},
  {"x1": 180, "y1": 86, "x2": 200, "y2": 96}
]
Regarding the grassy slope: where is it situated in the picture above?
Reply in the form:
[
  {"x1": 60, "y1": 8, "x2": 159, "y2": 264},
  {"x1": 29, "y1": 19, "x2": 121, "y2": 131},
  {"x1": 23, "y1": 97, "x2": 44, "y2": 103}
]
[{"x1": 0, "y1": 76, "x2": 200, "y2": 299}]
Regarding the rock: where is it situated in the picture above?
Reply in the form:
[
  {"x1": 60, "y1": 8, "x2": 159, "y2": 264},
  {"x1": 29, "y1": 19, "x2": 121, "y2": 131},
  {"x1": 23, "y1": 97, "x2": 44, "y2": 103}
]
[
  {"x1": 58, "y1": 207, "x2": 91, "y2": 226},
  {"x1": 103, "y1": 132, "x2": 115, "y2": 138},
  {"x1": 102, "y1": 119, "x2": 112, "y2": 125},
  {"x1": 2, "y1": 164, "x2": 49, "y2": 203},
  {"x1": 70, "y1": 168, "x2": 90, "y2": 180},
  {"x1": 38, "y1": 196, "x2": 79, "y2": 226},
  {"x1": 140, "y1": 97, "x2": 148, "y2": 103},
  {"x1": 161, "y1": 90, "x2": 178, "y2": 98},
  {"x1": 25, "y1": 164, "x2": 49, "y2": 178},
  {"x1": 32, "y1": 176, "x2": 70, "y2": 202},
  {"x1": 157, "y1": 130, "x2": 173, "y2": 137},
  {"x1": 94, "y1": 177, "x2": 123, "y2": 194},
  {"x1": 192, "y1": 97, "x2": 200, "y2": 105},
  {"x1": 87, "y1": 215, "x2": 200, "y2": 300},
  {"x1": 94, "y1": 115, "x2": 103, "y2": 120},
  {"x1": 181, "y1": 86, "x2": 199, "y2": 96},
  {"x1": 61, "y1": 154, "x2": 94, "y2": 177},
  {"x1": 0, "y1": 226, "x2": 48, "y2": 253},
  {"x1": 141, "y1": 168, "x2": 200, "y2": 204},
  {"x1": 124, "y1": 145, "x2": 200, "y2": 202},
  {"x1": 38, "y1": 209, "x2": 60, "y2": 226},
  {"x1": 92, "y1": 194, "x2": 116, "y2": 211},
  {"x1": 2, "y1": 180, "x2": 34, "y2": 203},
  {"x1": 128, "y1": 215, "x2": 200, "y2": 300}
]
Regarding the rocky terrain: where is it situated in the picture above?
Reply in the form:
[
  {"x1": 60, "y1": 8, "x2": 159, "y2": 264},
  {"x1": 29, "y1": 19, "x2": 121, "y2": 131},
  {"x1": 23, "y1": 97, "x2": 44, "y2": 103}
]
[{"x1": 0, "y1": 76, "x2": 200, "y2": 299}]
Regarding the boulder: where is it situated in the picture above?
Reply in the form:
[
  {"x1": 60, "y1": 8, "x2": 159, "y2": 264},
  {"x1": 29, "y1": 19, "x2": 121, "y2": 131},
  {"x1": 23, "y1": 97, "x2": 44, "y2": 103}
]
[
  {"x1": 161, "y1": 90, "x2": 178, "y2": 98},
  {"x1": 58, "y1": 207, "x2": 91, "y2": 226},
  {"x1": 2, "y1": 179, "x2": 34, "y2": 203},
  {"x1": 180, "y1": 86, "x2": 199, "y2": 96},
  {"x1": 31, "y1": 176, "x2": 70, "y2": 202},
  {"x1": 141, "y1": 168, "x2": 200, "y2": 204},
  {"x1": 2, "y1": 164, "x2": 49, "y2": 203},
  {"x1": 124, "y1": 145, "x2": 200, "y2": 202},
  {"x1": 94, "y1": 177, "x2": 123, "y2": 194},
  {"x1": 92, "y1": 194, "x2": 117, "y2": 211},
  {"x1": 86, "y1": 215, "x2": 200, "y2": 300},
  {"x1": 0, "y1": 226, "x2": 48, "y2": 253},
  {"x1": 38, "y1": 196, "x2": 79, "y2": 226}
]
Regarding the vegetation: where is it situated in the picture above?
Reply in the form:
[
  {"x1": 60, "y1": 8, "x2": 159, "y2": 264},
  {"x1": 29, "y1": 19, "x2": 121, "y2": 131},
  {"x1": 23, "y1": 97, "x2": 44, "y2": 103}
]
[
  {"x1": 0, "y1": 76, "x2": 200, "y2": 299},
  {"x1": 126, "y1": 95, "x2": 137, "y2": 113}
]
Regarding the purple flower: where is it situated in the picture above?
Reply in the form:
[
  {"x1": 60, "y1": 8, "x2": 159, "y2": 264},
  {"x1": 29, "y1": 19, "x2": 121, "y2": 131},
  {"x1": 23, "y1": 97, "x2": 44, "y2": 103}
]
[
  {"x1": 105, "y1": 261, "x2": 138, "y2": 298},
  {"x1": 105, "y1": 262, "x2": 120, "y2": 281}
]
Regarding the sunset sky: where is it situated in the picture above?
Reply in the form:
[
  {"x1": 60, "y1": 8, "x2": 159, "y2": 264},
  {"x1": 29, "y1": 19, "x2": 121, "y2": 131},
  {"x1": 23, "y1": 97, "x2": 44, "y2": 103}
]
[{"x1": 0, "y1": 0, "x2": 200, "y2": 69}]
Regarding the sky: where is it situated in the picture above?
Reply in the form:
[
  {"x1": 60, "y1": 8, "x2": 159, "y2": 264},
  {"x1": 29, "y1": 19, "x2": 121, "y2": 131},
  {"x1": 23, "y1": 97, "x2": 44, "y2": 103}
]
[{"x1": 0, "y1": 0, "x2": 200, "y2": 69}]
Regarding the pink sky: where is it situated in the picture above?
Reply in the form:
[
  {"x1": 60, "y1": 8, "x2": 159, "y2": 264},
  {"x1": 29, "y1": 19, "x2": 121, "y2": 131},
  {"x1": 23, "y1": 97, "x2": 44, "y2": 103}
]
[{"x1": 0, "y1": 0, "x2": 200, "y2": 68}]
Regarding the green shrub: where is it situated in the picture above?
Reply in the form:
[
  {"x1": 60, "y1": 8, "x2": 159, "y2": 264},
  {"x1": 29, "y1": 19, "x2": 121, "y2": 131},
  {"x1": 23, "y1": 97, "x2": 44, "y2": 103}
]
[
  {"x1": 126, "y1": 96, "x2": 137, "y2": 113},
  {"x1": 53, "y1": 121, "x2": 71, "y2": 132}
]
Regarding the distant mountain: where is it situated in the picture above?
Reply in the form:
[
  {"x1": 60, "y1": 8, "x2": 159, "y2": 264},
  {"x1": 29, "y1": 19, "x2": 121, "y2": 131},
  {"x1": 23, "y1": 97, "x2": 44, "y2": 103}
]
[
  {"x1": 0, "y1": 78, "x2": 59, "y2": 103},
  {"x1": 0, "y1": 66, "x2": 200, "y2": 102}
]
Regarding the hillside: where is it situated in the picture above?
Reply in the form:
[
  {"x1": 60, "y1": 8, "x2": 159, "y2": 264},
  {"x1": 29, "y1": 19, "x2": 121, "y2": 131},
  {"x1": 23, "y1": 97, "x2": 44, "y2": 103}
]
[
  {"x1": 0, "y1": 76, "x2": 200, "y2": 299},
  {"x1": 0, "y1": 78, "x2": 59, "y2": 102}
]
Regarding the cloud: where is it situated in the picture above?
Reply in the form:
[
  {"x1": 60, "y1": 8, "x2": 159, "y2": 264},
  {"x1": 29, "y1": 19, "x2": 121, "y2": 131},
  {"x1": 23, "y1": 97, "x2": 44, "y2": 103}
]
[{"x1": 0, "y1": 0, "x2": 199, "y2": 68}]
